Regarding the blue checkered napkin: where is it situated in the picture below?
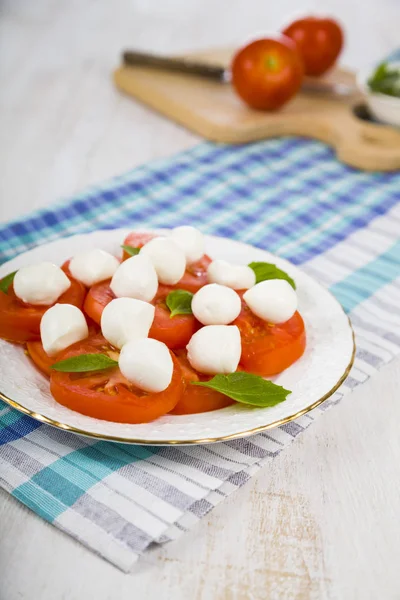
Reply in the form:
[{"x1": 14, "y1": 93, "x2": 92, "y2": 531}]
[{"x1": 0, "y1": 138, "x2": 399, "y2": 571}]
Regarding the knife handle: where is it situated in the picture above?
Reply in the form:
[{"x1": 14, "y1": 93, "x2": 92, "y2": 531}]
[{"x1": 123, "y1": 50, "x2": 228, "y2": 81}]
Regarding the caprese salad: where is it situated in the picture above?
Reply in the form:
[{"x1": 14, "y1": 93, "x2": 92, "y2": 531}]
[{"x1": 0, "y1": 227, "x2": 306, "y2": 424}]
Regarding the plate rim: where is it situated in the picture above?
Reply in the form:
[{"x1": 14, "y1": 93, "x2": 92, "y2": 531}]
[{"x1": 0, "y1": 229, "x2": 356, "y2": 445}]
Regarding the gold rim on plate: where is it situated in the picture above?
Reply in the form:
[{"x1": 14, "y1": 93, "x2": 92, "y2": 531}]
[{"x1": 0, "y1": 320, "x2": 356, "y2": 445}]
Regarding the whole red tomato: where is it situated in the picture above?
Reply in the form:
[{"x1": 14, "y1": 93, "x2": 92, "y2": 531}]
[
  {"x1": 283, "y1": 17, "x2": 344, "y2": 76},
  {"x1": 231, "y1": 36, "x2": 304, "y2": 110}
]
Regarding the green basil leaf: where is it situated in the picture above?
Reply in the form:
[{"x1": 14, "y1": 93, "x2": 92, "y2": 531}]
[
  {"x1": 192, "y1": 372, "x2": 291, "y2": 407},
  {"x1": 166, "y1": 289, "x2": 193, "y2": 318},
  {"x1": 368, "y1": 62, "x2": 400, "y2": 98},
  {"x1": 51, "y1": 353, "x2": 119, "y2": 373},
  {"x1": 121, "y1": 245, "x2": 140, "y2": 256},
  {"x1": 0, "y1": 271, "x2": 17, "y2": 294},
  {"x1": 248, "y1": 262, "x2": 296, "y2": 289}
]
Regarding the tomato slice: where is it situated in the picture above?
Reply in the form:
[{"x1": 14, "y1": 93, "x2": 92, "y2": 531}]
[
  {"x1": 122, "y1": 232, "x2": 156, "y2": 260},
  {"x1": 26, "y1": 319, "x2": 100, "y2": 377},
  {"x1": 84, "y1": 281, "x2": 199, "y2": 350},
  {"x1": 149, "y1": 285, "x2": 200, "y2": 350},
  {"x1": 26, "y1": 340, "x2": 56, "y2": 376},
  {"x1": 175, "y1": 254, "x2": 212, "y2": 293},
  {"x1": 83, "y1": 280, "x2": 114, "y2": 324},
  {"x1": 123, "y1": 231, "x2": 212, "y2": 293},
  {"x1": 50, "y1": 333, "x2": 183, "y2": 423},
  {"x1": 61, "y1": 259, "x2": 74, "y2": 278},
  {"x1": 0, "y1": 275, "x2": 86, "y2": 343},
  {"x1": 170, "y1": 350, "x2": 234, "y2": 415},
  {"x1": 84, "y1": 232, "x2": 157, "y2": 324},
  {"x1": 234, "y1": 302, "x2": 306, "y2": 376}
]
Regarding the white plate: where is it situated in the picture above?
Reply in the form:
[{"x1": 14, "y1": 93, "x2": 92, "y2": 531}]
[{"x1": 0, "y1": 228, "x2": 355, "y2": 445}]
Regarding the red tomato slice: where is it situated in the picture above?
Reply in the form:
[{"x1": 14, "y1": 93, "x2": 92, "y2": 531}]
[
  {"x1": 84, "y1": 235, "x2": 152, "y2": 323},
  {"x1": 175, "y1": 254, "x2": 212, "y2": 293},
  {"x1": 50, "y1": 333, "x2": 183, "y2": 423},
  {"x1": 234, "y1": 302, "x2": 306, "y2": 376},
  {"x1": 170, "y1": 350, "x2": 234, "y2": 415},
  {"x1": 0, "y1": 275, "x2": 86, "y2": 343},
  {"x1": 84, "y1": 281, "x2": 198, "y2": 350},
  {"x1": 122, "y1": 232, "x2": 156, "y2": 260},
  {"x1": 26, "y1": 319, "x2": 100, "y2": 377},
  {"x1": 83, "y1": 280, "x2": 114, "y2": 324},
  {"x1": 149, "y1": 285, "x2": 200, "y2": 350},
  {"x1": 61, "y1": 260, "x2": 74, "y2": 278},
  {"x1": 122, "y1": 231, "x2": 212, "y2": 293},
  {"x1": 26, "y1": 340, "x2": 57, "y2": 376}
]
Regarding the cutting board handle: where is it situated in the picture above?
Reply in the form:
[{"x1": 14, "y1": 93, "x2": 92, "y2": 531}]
[{"x1": 332, "y1": 111, "x2": 400, "y2": 171}]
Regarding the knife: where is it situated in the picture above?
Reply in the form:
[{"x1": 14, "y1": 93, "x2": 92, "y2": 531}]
[{"x1": 123, "y1": 50, "x2": 356, "y2": 96}]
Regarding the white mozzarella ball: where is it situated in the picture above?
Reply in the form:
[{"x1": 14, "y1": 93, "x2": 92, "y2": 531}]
[
  {"x1": 140, "y1": 237, "x2": 186, "y2": 285},
  {"x1": 191, "y1": 284, "x2": 241, "y2": 326},
  {"x1": 13, "y1": 262, "x2": 71, "y2": 306},
  {"x1": 170, "y1": 226, "x2": 205, "y2": 264},
  {"x1": 101, "y1": 297, "x2": 155, "y2": 349},
  {"x1": 69, "y1": 249, "x2": 119, "y2": 287},
  {"x1": 243, "y1": 279, "x2": 297, "y2": 324},
  {"x1": 110, "y1": 254, "x2": 158, "y2": 302},
  {"x1": 119, "y1": 338, "x2": 173, "y2": 393},
  {"x1": 207, "y1": 259, "x2": 256, "y2": 290},
  {"x1": 186, "y1": 325, "x2": 241, "y2": 374},
  {"x1": 40, "y1": 304, "x2": 89, "y2": 356}
]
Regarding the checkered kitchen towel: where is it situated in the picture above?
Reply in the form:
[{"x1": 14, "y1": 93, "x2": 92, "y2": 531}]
[{"x1": 0, "y1": 138, "x2": 399, "y2": 571}]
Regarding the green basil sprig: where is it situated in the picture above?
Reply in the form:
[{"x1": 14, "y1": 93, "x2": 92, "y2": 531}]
[
  {"x1": 166, "y1": 289, "x2": 193, "y2": 318},
  {"x1": 368, "y1": 62, "x2": 400, "y2": 98},
  {"x1": 51, "y1": 354, "x2": 118, "y2": 373},
  {"x1": 121, "y1": 245, "x2": 141, "y2": 257},
  {"x1": 0, "y1": 271, "x2": 17, "y2": 294},
  {"x1": 192, "y1": 372, "x2": 291, "y2": 407},
  {"x1": 248, "y1": 262, "x2": 296, "y2": 289}
]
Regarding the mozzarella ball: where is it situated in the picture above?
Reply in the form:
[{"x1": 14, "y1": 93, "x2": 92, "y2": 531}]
[
  {"x1": 140, "y1": 237, "x2": 186, "y2": 285},
  {"x1": 40, "y1": 304, "x2": 89, "y2": 356},
  {"x1": 100, "y1": 297, "x2": 155, "y2": 349},
  {"x1": 119, "y1": 338, "x2": 173, "y2": 393},
  {"x1": 243, "y1": 279, "x2": 297, "y2": 324},
  {"x1": 187, "y1": 325, "x2": 241, "y2": 374},
  {"x1": 110, "y1": 254, "x2": 158, "y2": 302},
  {"x1": 207, "y1": 259, "x2": 256, "y2": 290},
  {"x1": 170, "y1": 226, "x2": 205, "y2": 264},
  {"x1": 13, "y1": 262, "x2": 71, "y2": 305},
  {"x1": 69, "y1": 249, "x2": 119, "y2": 287},
  {"x1": 191, "y1": 284, "x2": 241, "y2": 325}
]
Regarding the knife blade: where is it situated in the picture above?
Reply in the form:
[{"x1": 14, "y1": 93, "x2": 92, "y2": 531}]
[
  {"x1": 122, "y1": 50, "x2": 356, "y2": 96},
  {"x1": 123, "y1": 51, "x2": 229, "y2": 82}
]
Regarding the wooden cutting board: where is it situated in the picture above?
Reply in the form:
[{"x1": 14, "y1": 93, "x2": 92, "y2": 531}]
[{"x1": 114, "y1": 48, "x2": 400, "y2": 171}]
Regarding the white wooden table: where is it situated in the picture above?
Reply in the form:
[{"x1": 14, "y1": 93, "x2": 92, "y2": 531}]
[{"x1": 1, "y1": 2, "x2": 399, "y2": 598}]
